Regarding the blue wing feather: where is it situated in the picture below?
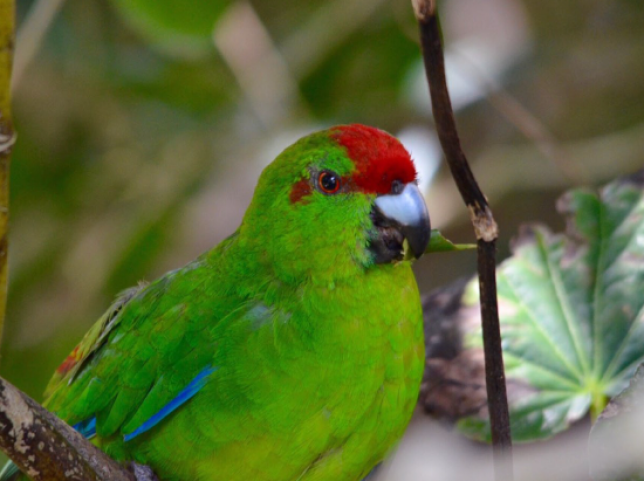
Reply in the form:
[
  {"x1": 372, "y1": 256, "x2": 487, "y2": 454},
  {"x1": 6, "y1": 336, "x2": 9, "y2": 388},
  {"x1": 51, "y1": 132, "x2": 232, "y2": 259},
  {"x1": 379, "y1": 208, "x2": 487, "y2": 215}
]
[
  {"x1": 73, "y1": 416, "x2": 97, "y2": 439},
  {"x1": 69, "y1": 365, "x2": 217, "y2": 444},
  {"x1": 123, "y1": 365, "x2": 217, "y2": 442}
]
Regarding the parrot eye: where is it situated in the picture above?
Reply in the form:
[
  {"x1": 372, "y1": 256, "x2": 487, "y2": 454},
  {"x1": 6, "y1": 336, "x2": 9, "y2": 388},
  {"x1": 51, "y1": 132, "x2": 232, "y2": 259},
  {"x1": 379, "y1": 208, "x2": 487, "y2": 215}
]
[{"x1": 317, "y1": 170, "x2": 341, "y2": 195}]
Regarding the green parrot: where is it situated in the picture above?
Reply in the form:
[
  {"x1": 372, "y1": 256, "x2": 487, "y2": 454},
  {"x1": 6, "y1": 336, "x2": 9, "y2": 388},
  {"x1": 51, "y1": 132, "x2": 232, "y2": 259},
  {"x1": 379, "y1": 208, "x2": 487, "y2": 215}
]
[{"x1": 1, "y1": 124, "x2": 430, "y2": 481}]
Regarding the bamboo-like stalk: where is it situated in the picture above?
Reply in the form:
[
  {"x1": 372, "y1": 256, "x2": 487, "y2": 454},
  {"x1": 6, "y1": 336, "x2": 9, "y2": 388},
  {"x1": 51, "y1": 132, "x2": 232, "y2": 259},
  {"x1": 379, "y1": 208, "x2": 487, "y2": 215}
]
[{"x1": 0, "y1": 0, "x2": 15, "y2": 359}]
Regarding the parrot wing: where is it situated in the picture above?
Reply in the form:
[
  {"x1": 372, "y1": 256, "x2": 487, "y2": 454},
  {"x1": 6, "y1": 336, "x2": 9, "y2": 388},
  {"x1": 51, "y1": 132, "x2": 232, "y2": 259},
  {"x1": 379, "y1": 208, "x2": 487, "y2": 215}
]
[{"x1": 43, "y1": 246, "x2": 250, "y2": 443}]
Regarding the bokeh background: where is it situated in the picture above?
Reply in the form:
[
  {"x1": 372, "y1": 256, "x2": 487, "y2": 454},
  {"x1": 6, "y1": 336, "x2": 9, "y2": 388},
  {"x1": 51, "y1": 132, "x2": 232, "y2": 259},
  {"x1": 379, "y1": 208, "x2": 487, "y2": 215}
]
[{"x1": 1, "y1": 0, "x2": 643, "y2": 478}]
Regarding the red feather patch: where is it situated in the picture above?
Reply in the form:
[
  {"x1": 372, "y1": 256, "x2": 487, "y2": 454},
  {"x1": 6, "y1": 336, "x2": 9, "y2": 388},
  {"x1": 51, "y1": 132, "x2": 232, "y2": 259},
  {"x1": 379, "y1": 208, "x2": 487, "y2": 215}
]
[
  {"x1": 331, "y1": 124, "x2": 416, "y2": 194},
  {"x1": 56, "y1": 345, "x2": 81, "y2": 376}
]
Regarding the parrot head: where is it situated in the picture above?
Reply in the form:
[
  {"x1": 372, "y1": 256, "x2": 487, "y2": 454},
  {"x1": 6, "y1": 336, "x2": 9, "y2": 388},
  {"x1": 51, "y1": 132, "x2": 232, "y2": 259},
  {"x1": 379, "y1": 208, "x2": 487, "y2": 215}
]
[{"x1": 240, "y1": 124, "x2": 431, "y2": 282}]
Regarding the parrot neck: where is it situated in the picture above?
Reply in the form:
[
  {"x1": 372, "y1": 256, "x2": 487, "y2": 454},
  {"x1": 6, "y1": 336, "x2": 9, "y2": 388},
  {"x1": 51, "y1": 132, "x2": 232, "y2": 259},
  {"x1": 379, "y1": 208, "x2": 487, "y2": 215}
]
[
  {"x1": 227, "y1": 213, "x2": 373, "y2": 287},
  {"x1": 203, "y1": 227, "x2": 421, "y2": 364}
]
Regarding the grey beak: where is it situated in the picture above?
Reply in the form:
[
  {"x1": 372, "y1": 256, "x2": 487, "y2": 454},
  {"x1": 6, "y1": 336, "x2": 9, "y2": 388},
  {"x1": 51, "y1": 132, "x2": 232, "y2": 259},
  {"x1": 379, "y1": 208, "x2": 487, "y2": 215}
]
[{"x1": 373, "y1": 183, "x2": 431, "y2": 259}]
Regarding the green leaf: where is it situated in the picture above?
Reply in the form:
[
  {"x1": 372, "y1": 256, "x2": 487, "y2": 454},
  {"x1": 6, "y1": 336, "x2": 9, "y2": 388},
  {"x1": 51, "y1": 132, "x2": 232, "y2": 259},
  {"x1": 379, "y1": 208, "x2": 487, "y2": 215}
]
[
  {"x1": 109, "y1": 0, "x2": 231, "y2": 56},
  {"x1": 426, "y1": 229, "x2": 475, "y2": 254},
  {"x1": 460, "y1": 171, "x2": 644, "y2": 442}
]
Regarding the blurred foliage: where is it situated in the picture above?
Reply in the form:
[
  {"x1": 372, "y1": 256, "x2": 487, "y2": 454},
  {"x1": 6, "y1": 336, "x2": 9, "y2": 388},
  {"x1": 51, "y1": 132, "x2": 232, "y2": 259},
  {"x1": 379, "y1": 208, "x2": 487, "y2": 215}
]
[
  {"x1": 2, "y1": 0, "x2": 644, "y2": 451},
  {"x1": 110, "y1": 0, "x2": 231, "y2": 54}
]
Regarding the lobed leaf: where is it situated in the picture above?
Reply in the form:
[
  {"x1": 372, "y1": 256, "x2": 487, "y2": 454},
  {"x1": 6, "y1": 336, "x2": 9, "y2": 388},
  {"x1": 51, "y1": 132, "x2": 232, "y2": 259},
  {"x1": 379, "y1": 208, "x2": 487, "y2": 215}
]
[{"x1": 459, "y1": 171, "x2": 644, "y2": 441}]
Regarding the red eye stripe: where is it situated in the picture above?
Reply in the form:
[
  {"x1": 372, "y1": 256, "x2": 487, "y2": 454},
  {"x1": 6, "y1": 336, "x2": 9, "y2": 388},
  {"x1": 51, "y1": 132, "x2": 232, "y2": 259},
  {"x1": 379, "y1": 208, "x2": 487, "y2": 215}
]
[
  {"x1": 290, "y1": 177, "x2": 312, "y2": 204},
  {"x1": 331, "y1": 124, "x2": 417, "y2": 195}
]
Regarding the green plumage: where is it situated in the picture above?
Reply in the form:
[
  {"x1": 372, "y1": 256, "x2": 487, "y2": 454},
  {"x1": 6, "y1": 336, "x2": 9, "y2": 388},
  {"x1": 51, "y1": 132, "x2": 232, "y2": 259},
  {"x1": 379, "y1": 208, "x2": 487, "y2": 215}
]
[{"x1": 3, "y1": 126, "x2": 426, "y2": 481}]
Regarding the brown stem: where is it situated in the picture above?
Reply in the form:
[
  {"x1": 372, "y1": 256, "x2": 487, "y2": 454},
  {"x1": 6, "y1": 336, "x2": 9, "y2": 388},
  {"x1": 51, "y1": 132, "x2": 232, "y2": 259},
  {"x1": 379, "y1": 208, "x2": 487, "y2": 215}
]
[
  {"x1": 412, "y1": 1, "x2": 513, "y2": 478},
  {"x1": 0, "y1": 376, "x2": 135, "y2": 481}
]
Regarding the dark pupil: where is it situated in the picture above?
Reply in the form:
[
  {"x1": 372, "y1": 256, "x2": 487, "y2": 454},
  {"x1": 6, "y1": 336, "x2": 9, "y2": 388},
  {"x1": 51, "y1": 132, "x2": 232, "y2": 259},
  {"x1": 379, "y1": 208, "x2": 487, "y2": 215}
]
[{"x1": 321, "y1": 172, "x2": 338, "y2": 192}]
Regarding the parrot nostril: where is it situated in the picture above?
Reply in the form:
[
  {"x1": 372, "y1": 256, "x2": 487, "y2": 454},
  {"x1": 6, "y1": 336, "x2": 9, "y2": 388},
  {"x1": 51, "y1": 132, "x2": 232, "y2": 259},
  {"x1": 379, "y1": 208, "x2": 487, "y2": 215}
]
[{"x1": 391, "y1": 180, "x2": 403, "y2": 195}]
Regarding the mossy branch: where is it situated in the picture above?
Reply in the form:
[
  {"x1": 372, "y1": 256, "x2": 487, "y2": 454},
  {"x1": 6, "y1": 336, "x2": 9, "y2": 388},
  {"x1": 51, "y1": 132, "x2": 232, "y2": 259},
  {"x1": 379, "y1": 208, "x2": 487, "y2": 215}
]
[{"x1": 0, "y1": 376, "x2": 136, "y2": 481}]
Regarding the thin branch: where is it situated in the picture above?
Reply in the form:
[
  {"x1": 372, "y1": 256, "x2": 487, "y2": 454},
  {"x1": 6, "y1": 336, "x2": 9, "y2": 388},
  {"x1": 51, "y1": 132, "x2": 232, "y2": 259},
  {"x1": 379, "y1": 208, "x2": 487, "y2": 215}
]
[
  {"x1": 0, "y1": 376, "x2": 135, "y2": 481},
  {"x1": 412, "y1": 1, "x2": 513, "y2": 480},
  {"x1": 484, "y1": 87, "x2": 583, "y2": 183}
]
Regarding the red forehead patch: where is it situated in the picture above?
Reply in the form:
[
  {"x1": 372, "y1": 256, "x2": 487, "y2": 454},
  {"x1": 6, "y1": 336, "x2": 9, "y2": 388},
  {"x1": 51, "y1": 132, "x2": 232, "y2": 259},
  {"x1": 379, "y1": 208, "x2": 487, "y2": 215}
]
[{"x1": 331, "y1": 124, "x2": 417, "y2": 194}]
